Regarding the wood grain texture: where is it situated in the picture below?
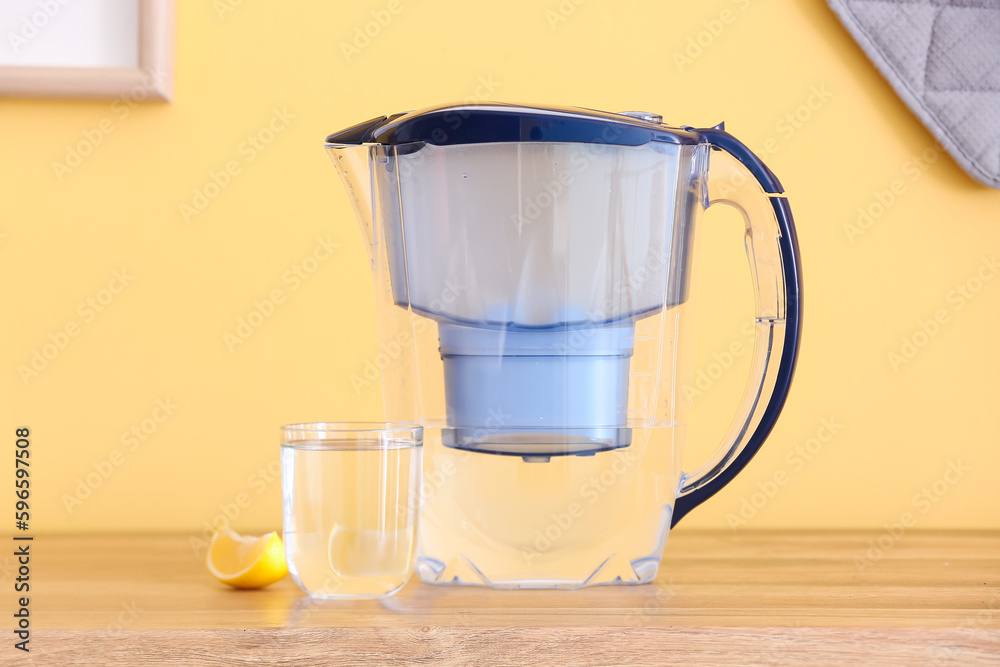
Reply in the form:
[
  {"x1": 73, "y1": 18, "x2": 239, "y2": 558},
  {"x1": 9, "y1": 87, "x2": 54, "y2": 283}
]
[{"x1": 9, "y1": 530, "x2": 1000, "y2": 665}]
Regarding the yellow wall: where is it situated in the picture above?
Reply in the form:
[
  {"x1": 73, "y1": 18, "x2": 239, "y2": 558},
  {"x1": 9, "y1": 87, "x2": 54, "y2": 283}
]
[{"x1": 3, "y1": 0, "x2": 998, "y2": 534}]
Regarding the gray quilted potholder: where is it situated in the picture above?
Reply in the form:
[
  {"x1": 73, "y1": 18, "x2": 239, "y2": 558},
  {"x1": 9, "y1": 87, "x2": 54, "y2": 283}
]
[{"x1": 828, "y1": 0, "x2": 1000, "y2": 189}]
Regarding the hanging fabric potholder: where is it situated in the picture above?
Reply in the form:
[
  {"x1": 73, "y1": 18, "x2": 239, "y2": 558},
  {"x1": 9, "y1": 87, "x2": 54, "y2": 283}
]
[{"x1": 827, "y1": 0, "x2": 1000, "y2": 189}]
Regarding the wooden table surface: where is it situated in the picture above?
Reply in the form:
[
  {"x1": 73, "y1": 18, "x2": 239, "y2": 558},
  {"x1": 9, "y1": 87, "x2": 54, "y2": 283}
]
[{"x1": 12, "y1": 530, "x2": 1000, "y2": 665}]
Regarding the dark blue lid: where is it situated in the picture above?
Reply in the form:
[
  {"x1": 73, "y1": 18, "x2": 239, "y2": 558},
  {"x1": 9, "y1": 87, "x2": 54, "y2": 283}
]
[{"x1": 325, "y1": 102, "x2": 700, "y2": 148}]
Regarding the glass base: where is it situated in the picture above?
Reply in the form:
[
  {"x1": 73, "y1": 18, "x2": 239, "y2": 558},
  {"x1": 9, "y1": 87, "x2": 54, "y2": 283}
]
[{"x1": 290, "y1": 576, "x2": 409, "y2": 600}]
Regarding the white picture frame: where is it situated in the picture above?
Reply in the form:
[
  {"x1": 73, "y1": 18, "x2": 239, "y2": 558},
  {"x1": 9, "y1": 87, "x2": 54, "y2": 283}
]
[{"x1": 0, "y1": 0, "x2": 174, "y2": 101}]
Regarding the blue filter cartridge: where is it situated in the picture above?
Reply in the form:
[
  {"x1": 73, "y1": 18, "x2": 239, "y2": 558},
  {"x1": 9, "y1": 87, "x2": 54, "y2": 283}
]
[{"x1": 438, "y1": 322, "x2": 635, "y2": 461}]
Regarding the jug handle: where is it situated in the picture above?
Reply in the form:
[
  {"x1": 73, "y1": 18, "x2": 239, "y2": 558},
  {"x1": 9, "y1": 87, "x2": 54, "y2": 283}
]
[{"x1": 671, "y1": 129, "x2": 803, "y2": 527}]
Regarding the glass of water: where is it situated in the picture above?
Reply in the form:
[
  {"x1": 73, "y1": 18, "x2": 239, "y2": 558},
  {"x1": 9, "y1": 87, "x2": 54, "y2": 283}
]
[{"x1": 281, "y1": 422, "x2": 422, "y2": 599}]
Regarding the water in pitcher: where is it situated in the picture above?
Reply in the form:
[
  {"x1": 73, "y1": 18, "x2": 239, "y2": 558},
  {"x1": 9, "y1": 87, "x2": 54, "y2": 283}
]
[
  {"x1": 281, "y1": 441, "x2": 421, "y2": 598},
  {"x1": 416, "y1": 426, "x2": 685, "y2": 589}
]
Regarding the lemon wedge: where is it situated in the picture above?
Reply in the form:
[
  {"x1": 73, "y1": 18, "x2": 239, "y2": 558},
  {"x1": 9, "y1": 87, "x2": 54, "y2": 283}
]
[
  {"x1": 206, "y1": 528, "x2": 288, "y2": 589},
  {"x1": 327, "y1": 524, "x2": 413, "y2": 578}
]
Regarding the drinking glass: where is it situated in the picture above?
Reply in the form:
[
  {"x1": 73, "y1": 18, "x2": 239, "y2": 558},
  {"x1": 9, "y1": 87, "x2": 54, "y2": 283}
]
[{"x1": 281, "y1": 422, "x2": 422, "y2": 599}]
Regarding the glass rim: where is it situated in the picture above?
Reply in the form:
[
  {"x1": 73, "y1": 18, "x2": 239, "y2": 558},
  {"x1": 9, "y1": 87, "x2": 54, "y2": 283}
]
[
  {"x1": 281, "y1": 422, "x2": 422, "y2": 449},
  {"x1": 281, "y1": 421, "x2": 421, "y2": 434}
]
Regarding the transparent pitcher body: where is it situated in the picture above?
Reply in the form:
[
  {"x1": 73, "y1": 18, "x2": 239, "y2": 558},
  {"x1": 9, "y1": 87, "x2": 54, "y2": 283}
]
[{"x1": 326, "y1": 103, "x2": 802, "y2": 589}]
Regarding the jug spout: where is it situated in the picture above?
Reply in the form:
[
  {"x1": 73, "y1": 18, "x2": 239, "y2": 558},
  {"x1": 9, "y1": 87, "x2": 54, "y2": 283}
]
[
  {"x1": 326, "y1": 114, "x2": 399, "y2": 262},
  {"x1": 326, "y1": 143, "x2": 374, "y2": 263}
]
